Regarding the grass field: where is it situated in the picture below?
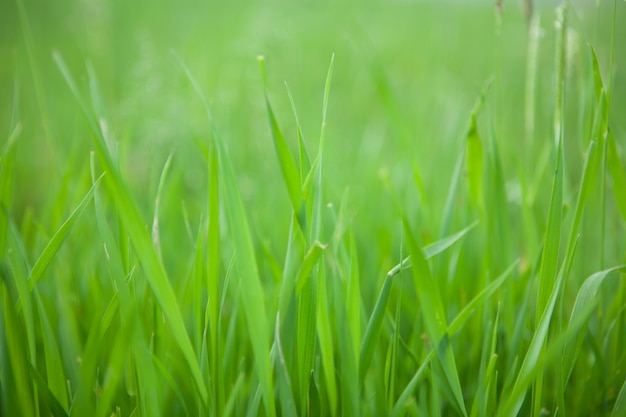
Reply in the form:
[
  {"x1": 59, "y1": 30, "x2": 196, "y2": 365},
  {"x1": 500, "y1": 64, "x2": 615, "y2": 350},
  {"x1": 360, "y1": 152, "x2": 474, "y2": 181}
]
[{"x1": 1, "y1": 0, "x2": 626, "y2": 416}]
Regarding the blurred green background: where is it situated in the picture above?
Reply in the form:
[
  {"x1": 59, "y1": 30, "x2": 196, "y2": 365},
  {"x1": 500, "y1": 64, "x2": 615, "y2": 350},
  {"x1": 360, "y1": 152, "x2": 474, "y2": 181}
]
[{"x1": 1, "y1": 0, "x2": 625, "y2": 290}]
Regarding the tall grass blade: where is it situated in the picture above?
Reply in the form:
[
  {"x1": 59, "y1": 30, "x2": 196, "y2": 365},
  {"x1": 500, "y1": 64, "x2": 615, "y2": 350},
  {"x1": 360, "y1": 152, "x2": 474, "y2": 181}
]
[
  {"x1": 213, "y1": 116, "x2": 276, "y2": 417},
  {"x1": 402, "y1": 221, "x2": 467, "y2": 416},
  {"x1": 258, "y1": 56, "x2": 306, "y2": 231},
  {"x1": 316, "y1": 262, "x2": 337, "y2": 416}
]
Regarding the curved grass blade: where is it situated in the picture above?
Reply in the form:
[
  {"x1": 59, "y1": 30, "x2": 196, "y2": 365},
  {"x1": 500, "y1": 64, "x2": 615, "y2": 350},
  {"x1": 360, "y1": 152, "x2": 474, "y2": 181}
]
[
  {"x1": 151, "y1": 153, "x2": 174, "y2": 260},
  {"x1": 295, "y1": 241, "x2": 327, "y2": 294},
  {"x1": 562, "y1": 266, "x2": 626, "y2": 386},
  {"x1": 27, "y1": 173, "x2": 103, "y2": 291}
]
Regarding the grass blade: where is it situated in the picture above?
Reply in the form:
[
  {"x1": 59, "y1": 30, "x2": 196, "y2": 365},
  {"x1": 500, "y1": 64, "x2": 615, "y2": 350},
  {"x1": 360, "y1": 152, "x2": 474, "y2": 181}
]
[
  {"x1": 402, "y1": 221, "x2": 467, "y2": 416},
  {"x1": 213, "y1": 111, "x2": 276, "y2": 417},
  {"x1": 562, "y1": 266, "x2": 626, "y2": 386},
  {"x1": 258, "y1": 56, "x2": 306, "y2": 231},
  {"x1": 27, "y1": 174, "x2": 103, "y2": 291}
]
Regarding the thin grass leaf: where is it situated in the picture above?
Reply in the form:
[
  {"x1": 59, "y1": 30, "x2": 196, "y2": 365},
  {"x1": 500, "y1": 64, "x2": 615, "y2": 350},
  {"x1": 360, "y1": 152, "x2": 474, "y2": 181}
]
[
  {"x1": 562, "y1": 266, "x2": 626, "y2": 386},
  {"x1": 152, "y1": 153, "x2": 174, "y2": 260},
  {"x1": 607, "y1": 129, "x2": 626, "y2": 222},
  {"x1": 347, "y1": 231, "x2": 360, "y2": 363},
  {"x1": 466, "y1": 114, "x2": 484, "y2": 212},
  {"x1": 500, "y1": 253, "x2": 574, "y2": 417},
  {"x1": 284, "y1": 82, "x2": 311, "y2": 182},
  {"x1": 535, "y1": 139, "x2": 564, "y2": 321},
  {"x1": 213, "y1": 116, "x2": 276, "y2": 417},
  {"x1": 402, "y1": 221, "x2": 467, "y2": 416},
  {"x1": 296, "y1": 276, "x2": 317, "y2": 416},
  {"x1": 316, "y1": 261, "x2": 337, "y2": 416},
  {"x1": 206, "y1": 130, "x2": 221, "y2": 416},
  {"x1": 258, "y1": 56, "x2": 306, "y2": 231},
  {"x1": 222, "y1": 372, "x2": 245, "y2": 417},
  {"x1": 295, "y1": 241, "x2": 327, "y2": 294},
  {"x1": 273, "y1": 313, "x2": 298, "y2": 417},
  {"x1": 27, "y1": 174, "x2": 103, "y2": 291},
  {"x1": 330, "y1": 261, "x2": 359, "y2": 417}
]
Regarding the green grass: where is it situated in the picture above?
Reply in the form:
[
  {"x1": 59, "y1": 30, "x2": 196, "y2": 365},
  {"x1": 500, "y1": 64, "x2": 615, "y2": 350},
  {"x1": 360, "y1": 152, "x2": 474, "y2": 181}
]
[{"x1": 2, "y1": 0, "x2": 626, "y2": 416}]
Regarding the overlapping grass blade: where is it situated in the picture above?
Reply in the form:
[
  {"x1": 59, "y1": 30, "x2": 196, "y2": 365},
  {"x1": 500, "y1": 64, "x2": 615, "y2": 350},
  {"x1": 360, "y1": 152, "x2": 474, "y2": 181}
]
[
  {"x1": 212, "y1": 104, "x2": 276, "y2": 417},
  {"x1": 316, "y1": 261, "x2": 337, "y2": 416},
  {"x1": 402, "y1": 221, "x2": 467, "y2": 416},
  {"x1": 359, "y1": 221, "x2": 477, "y2": 382},
  {"x1": 391, "y1": 259, "x2": 517, "y2": 416},
  {"x1": 562, "y1": 266, "x2": 626, "y2": 386},
  {"x1": 285, "y1": 82, "x2": 311, "y2": 182},
  {"x1": 34, "y1": 292, "x2": 68, "y2": 412},
  {"x1": 1, "y1": 281, "x2": 36, "y2": 417},
  {"x1": 273, "y1": 312, "x2": 298, "y2": 417},
  {"x1": 295, "y1": 241, "x2": 327, "y2": 294},
  {"x1": 54, "y1": 53, "x2": 208, "y2": 405}
]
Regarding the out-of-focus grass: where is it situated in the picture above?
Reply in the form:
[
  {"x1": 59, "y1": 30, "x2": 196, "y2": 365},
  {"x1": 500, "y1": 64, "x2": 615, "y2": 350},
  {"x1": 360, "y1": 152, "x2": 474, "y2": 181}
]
[{"x1": 1, "y1": 0, "x2": 626, "y2": 416}]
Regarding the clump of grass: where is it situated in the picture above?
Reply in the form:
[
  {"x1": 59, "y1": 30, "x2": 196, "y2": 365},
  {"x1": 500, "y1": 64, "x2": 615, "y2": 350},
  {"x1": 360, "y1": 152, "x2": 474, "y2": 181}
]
[{"x1": 1, "y1": 1, "x2": 626, "y2": 416}]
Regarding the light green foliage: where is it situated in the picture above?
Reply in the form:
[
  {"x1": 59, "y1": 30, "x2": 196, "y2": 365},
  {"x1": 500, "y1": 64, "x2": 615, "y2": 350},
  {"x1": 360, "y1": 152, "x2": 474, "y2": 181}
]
[{"x1": 1, "y1": 1, "x2": 626, "y2": 416}]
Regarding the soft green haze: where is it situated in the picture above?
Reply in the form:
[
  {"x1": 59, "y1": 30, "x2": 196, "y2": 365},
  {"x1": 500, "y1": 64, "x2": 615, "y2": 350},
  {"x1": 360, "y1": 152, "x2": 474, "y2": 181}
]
[{"x1": 1, "y1": 0, "x2": 626, "y2": 416}]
